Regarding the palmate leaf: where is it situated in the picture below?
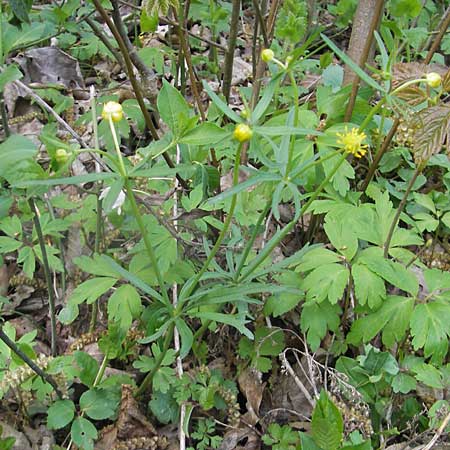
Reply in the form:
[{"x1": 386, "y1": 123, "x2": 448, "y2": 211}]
[
  {"x1": 301, "y1": 263, "x2": 349, "y2": 304},
  {"x1": 410, "y1": 300, "x2": 450, "y2": 365},
  {"x1": 300, "y1": 301, "x2": 341, "y2": 351},
  {"x1": 347, "y1": 295, "x2": 414, "y2": 347},
  {"x1": 410, "y1": 105, "x2": 450, "y2": 164}
]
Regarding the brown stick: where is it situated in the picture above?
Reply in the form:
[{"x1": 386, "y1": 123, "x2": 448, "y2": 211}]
[
  {"x1": 360, "y1": 117, "x2": 399, "y2": 191},
  {"x1": 424, "y1": 5, "x2": 450, "y2": 64},
  {"x1": 172, "y1": 8, "x2": 206, "y2": 121},
  {"x1": 344, "y1": 0, "x2": 384, "y2": 121},
  {"x1": 222, "y1": 0, "x2": 241, "y2": 101}
]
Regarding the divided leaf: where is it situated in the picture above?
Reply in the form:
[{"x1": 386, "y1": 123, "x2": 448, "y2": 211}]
[
  {"x1": 410, "y1": 300, "x2": 450, "y2": 364},
  {"x1": 347, "y1": 295, "x2": 414, "y2": 347}
]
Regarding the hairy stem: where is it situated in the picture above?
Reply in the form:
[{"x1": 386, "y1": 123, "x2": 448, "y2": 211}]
[{"x1": 239, "y1": 152, "x2": 348, "y2": 282}]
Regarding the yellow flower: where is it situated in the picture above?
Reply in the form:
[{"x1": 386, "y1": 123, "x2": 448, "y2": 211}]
[
  {"x1": 261, "y1": 49, "x2": 274, "y2": 63},
  {"x1": 102, "y1": 101, "x2": 123, "y2": 123},
  {"x1": 425, "y1": 72, "x2": 442, "y2": 88},
  {"x1": 233, "y1": 123, "x2": 253, "y2": 142},
  {"x1": 336, "y1": 127, "x2": 368, "y2": 158}
]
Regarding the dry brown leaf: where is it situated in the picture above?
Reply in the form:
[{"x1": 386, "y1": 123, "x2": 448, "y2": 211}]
[
  {"x1": 219, "y1": 428, "x2": 260, "y2": 450},
  {"x1": 410, "y1": 105, "x2": 450, "y2": 163},
  {"x1": 96, "y1": 385, "x2": 166, "y2": 450},
  {"x1": 238, "y1": 368, "x2": 265, "y2": 425}
]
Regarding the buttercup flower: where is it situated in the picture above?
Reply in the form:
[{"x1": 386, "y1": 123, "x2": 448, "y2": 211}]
[
  {"x1": 425, "y1": 72, "x2": 442, "y2": 88},
  {"x1": 261, "y1": 49, "x2": 274, "y2": 63},
  {"x1": 336, "y1": 127, "x2": 368, "y2": 158},
  {"x1": 102, "y1": 101, "x2": 123, "y2": 123},
  {"x1": 233, "y1": 123, "x2": 253, "y2": 142},
  {"x1": 55, "y1": 148, "x2": 69, "y2": 164}
]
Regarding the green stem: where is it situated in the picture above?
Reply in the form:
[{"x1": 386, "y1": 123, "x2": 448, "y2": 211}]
[
  {"x1": 179, "y1": 143, "x2": 243, "y2": 304},
  {"x1": 29, "y1": 199, "x2": 57, "y2": 356},
  {"x1": 108, "y1": 118, "x2": 127, "y2": 177},
  {"x1": 135, "y1": 322, "x2": 175, "y2": 397},
  {"x1": 233, "y1": 202, "x2": 271, "y2": 281},
  {"x1": 89, "y1": 195, "x2": 103, "y2": 333},
  {"x1": 93, "y1": 355, "x2": 108, "y2": 387},
  {"x1": 124, "y1": 178, "x2": 171, "y2": 307},
  {"x1": 286, "y1": 70, "x2": 300, "y2": 175},
  {"x1": 239, "y1": 152, "x2": 348, "y2": 282},
  {"x1": 107, "y1": 113, "x2": 171, "y2": 307},
  {"x1": 383, "y1": 166, "x2": 422, "y2": 258}
]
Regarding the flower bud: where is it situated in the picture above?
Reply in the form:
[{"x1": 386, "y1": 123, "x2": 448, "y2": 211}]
[
  {"x1": 102, "y1": 101, "x2": 124, "y2": 122},
  {"x1": 55, "y1": 148, "x2": 69, "y2": 164},
  {"x1": 425, "y1": 72, "x2": 441, "y2": 88},
  {"x1": 261, "y1": 49, "x2": 274, "y2": 63},
  {"x1": 233, "y1": 124, "x2": 253, "y2": 142}
]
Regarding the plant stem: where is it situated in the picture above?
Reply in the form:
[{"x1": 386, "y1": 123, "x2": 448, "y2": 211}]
[
  {"x1": 0, "y1": 93, "x2": 9, "y2": 138},
  {"x1": 383, "y1": 166, "x2": 422, "y2": 258},
  {"x1": 424, "y1": 5, "x2": 450, "y2": 64},
  {"x1": 222, "y1": 0, "x2": 241, "y2": 101},
  {"x1": 360, "y1": 117, "x2": 399, "y2": 191},
  {"x1": 172, "y1": 8, "x2": 206, "y2": 121},
  {"x1": 124, "y1": 178, "x2": 171, "y2": 307},
  {"x1": 234, "y1": 202, "x2": 271, "y2": 281},
  {"x1": 85, "y1": 16, "x2": 125, "y2": 69},
  {"x1": 286, "y1": 70, "x2": 300, "y2": 174},
  {"x1": 89, "y1": 195, "x2": 103, "y2": 333},
  {"x1": 91, "y1": 0, "x2": 189, "y2": 189},
  {"x1": 239, "y1": 152, "x2": 348, "y2": 282},
  {"x1": 135, "y1": 322, "x2": 175, "y2": 397},
  {"x1": 180, "y1": 143, "x2": 243, "y2": 303},
  {"x1": 0, "y1": 327, "x2": 63, "y2": 398},
  {"x1": 29, "y1": 199, "x2": 57, "y2": 356}
]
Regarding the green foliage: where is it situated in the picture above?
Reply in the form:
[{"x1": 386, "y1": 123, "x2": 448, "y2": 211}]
[
  {"x1": 311, "y1": 390, "x2": 344, "y2": 450},
  {"x1": 262, "y1": 423, "x2": 300, "y2": 450},
  {"x1": 238, "y1": 326, "x2": 285, "y2": 372},
  {"x1": 275, "y1": 0, "x2": 308, "y2": 44},
  {"x1": 3, "y1": 1, "x2": 450, "y2": 448}
]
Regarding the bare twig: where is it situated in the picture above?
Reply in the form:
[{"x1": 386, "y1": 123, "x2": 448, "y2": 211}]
[
  {"x1": 172, "y1": 8, "x2": 207, "y2": 121},
  {"x1": 85, "y1": 16, "x2": 126, "y2": 69},
  {"x1": 222, "y1": 0, "x2": 241, "y2": 101},
  {"x1": 0, "y1": 327, "x2": 63, "y2": 399},
  {"x1": 344, "y1": 0, "x2": 384, "y2": 121},
  {"x1": 421, "y1": 411, "x2": 450, "y2": 450},
  {"x1": 172, "y1": 144, "x2": 186, "y2": 450},
  {"x1": 92, "y1": 0, "x2": 189, "y2": 189},
  {"x1": 29, "y1": 199, "x2": 58, "y2": 356},
  {"x1": 110, "y1": 0, "x2": 155, "y2": 81},
  {"x1": 424, "y1": 6, "x2": 450, "y2": 64},
  {"x1": 279, "y1": 349, "x2": 315, "y2": 408}
]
